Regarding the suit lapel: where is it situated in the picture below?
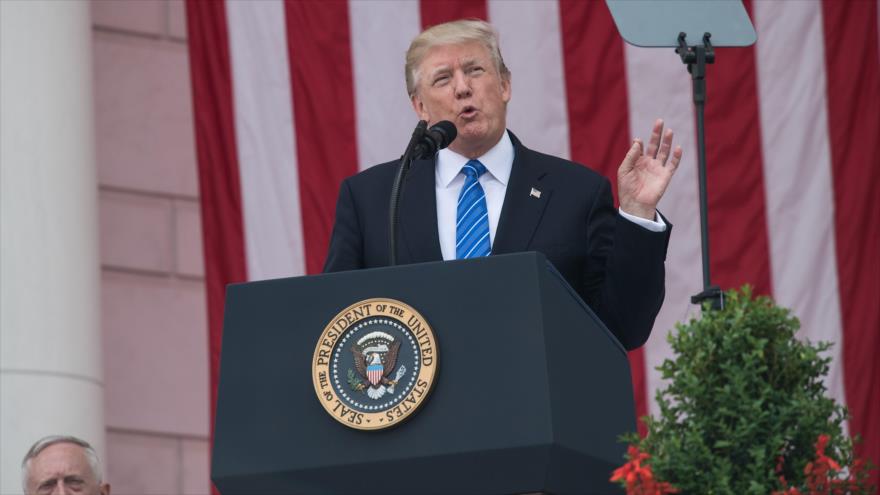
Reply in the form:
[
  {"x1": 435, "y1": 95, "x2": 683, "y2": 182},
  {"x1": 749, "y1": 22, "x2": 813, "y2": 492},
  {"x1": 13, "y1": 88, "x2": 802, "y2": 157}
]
[
  {"x1": 400, "y1": 157, "x2": 443, "y2": 263},
  {"x1": 492, "y1": 138, "x2": 551, "y2": 254}
]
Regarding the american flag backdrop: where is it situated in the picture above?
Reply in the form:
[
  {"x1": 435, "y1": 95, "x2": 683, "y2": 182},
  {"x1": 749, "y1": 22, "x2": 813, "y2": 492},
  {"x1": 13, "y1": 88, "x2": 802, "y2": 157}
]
[{"x1": 184, "y1": 0, "x2": 879, "y2": 483}]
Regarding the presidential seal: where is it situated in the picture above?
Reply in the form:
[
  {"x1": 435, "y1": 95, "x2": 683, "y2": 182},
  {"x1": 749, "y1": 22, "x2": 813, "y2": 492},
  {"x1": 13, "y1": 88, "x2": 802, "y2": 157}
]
[{"x1": 312, "y1": 298, "x2": 438, "y2": 430}]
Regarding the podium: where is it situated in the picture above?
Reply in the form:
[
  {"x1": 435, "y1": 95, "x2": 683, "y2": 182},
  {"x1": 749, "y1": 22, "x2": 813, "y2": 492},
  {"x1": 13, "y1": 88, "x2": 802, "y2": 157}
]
[{"x1": 212, "y1": 252, "x2": 635, "y2": 494}]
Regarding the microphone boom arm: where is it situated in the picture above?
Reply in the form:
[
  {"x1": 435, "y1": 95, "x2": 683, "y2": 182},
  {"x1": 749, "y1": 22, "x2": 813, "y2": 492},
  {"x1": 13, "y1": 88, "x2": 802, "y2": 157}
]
[
  {"x1": 388, "y1": 120, "x2": 427, "y2": 266},
  {"x1": 388, "y1": 120, "x2": 457, "y2": 266}
]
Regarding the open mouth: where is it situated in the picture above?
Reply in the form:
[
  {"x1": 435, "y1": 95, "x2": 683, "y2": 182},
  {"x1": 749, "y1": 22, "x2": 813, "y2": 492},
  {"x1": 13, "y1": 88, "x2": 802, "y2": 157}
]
[{"x1": 459, "y1": 106, "x2": 478, "y2": 119}]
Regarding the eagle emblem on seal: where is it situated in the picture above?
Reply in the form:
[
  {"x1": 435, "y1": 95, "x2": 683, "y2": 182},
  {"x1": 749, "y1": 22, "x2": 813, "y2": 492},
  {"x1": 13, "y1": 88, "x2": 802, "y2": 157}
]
[{"x1": 347, "y1": 331, "x2": 407, "y2": 400}]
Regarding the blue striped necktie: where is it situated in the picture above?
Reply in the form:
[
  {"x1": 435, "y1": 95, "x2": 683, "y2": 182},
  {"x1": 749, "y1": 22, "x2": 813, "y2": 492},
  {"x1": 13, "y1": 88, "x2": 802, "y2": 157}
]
[{"x1": 456, "y1": 160, "x2": 491, "y2": 259}]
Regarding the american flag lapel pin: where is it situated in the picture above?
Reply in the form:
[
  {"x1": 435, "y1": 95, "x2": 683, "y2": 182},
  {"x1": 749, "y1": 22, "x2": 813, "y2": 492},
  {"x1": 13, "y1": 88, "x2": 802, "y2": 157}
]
[{"x1": 530, "y1": 187, "x2": 541, "y2": 199}]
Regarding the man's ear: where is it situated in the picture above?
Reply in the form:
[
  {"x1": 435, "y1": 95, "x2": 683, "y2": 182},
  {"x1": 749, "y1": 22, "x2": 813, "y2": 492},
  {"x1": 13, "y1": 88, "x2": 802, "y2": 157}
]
[
  {"x1": 501, "y1": 77, "x2": 511, "y2": 104},
  {"x1": 101, "y1": 482, "x2": 111, "y2": 495},
  {"x1": 411, "y1": 94, "x2": 429, "y2": 121}
]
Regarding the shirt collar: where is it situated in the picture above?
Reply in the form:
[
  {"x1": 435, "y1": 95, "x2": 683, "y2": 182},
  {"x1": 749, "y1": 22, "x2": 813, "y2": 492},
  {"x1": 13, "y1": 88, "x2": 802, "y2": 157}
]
[{"x1": 436, "y1": 130, "x2": 514, "y2": 188}]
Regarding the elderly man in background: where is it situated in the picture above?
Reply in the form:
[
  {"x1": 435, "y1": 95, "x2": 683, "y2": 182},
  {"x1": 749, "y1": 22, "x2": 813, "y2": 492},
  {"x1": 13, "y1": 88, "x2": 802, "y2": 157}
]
[
  {"x1": 325, "y1": 19, "x2": 682, "y2": 350},
  {"x1": 22, "y1": 435, "x2": 110, "y2": 495}
]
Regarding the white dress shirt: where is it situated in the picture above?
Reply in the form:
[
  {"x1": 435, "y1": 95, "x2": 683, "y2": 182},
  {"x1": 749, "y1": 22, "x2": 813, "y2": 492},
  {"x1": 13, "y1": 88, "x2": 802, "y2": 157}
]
[{"x1": 435, "y1": 131, "x2": 666, "y2": 261}]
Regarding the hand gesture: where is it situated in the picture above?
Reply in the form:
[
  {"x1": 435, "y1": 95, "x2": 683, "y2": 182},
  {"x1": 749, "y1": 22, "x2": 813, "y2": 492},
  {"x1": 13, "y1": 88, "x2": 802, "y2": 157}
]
[{"x1": 617, "y1": 119, "x2": 682, "y2": 220}]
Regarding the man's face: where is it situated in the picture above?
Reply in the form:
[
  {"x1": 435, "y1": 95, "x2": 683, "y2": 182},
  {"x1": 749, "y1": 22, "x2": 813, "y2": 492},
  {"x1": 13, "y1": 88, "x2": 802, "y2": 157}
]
[
  {"x1": 26, "y1": 443, "x2": 109, "y2": 495},
  {"x1": 411, "y1": 41, "x2": 511, "y2": 158}
]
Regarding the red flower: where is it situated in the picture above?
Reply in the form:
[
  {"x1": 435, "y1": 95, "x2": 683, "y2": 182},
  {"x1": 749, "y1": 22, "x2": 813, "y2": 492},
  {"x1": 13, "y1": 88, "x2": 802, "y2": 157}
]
[
  {"x1": 773, "y1": 488, "x2": 804, "y2": 495},
  {"x1": 803, "y1": 434, "x2": 844, "y2": 494},
  {"x1": 774, "y1": 434, "x2": 872, "y2": 495},
  {"x1": 611, "y1": 445, "x2": 679, "y2": 495}
]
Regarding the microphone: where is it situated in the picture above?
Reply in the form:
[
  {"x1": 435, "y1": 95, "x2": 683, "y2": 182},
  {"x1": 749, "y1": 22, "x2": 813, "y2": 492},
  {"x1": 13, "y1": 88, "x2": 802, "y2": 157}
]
[
  {"x1": 401, "y1": 120, "x2": 427, "y2": 160},
  {"x1": 388, "y1": 120, "x2": 457, "y2": 265},
  {"x1": 413, "y1": 120, "x2": 457, "y2": 158}
]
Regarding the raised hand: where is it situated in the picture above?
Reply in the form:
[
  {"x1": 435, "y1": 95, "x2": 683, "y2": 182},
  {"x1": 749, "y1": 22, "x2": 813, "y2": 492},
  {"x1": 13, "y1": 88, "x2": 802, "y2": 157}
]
[{"x1": 617, "y1": 119, "x2": 682, "y2": 220}]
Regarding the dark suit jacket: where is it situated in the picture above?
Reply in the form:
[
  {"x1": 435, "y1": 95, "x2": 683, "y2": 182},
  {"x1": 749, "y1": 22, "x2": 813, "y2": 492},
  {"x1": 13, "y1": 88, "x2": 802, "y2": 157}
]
[{"x1": 323, "y1": 132, "x2": 671, "y2": 350}]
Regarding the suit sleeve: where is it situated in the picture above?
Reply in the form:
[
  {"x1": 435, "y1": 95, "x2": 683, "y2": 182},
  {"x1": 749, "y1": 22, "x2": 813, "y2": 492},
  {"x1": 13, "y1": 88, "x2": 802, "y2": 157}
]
[
  {"x1": 583, "y1": 178, "x2": 671, "y2": 350},
  {"x1": 323, "y1": 179, "x2": 364, "y2": 273}
]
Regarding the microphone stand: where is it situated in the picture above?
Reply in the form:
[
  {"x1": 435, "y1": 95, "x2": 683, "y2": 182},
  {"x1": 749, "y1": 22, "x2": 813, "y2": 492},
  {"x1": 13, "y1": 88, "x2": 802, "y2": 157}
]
[
  {"x1": 389, "y1": 121, "x2": 427, "y2": 266},
  {"x1": 677, "y1": 32, "x2": 723, "y2": 310}
]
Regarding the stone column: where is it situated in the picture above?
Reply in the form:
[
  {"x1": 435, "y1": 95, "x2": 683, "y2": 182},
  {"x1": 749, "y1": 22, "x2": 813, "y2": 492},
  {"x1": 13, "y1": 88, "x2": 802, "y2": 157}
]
[{"x1": 1, "y1": 2, "x2": 104, "y2": 493}]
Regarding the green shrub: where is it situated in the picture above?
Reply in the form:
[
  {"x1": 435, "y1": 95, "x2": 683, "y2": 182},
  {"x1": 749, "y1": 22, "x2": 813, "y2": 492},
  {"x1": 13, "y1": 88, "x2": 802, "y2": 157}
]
[{"x1": 622, "y1": 287, "x2": 869, "y2": 494}]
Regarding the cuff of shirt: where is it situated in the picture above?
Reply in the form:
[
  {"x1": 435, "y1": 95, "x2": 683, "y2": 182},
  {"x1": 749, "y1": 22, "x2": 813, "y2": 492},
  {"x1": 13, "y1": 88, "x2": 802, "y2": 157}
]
[{"x1": 618, "y1": 207, "x2": 667, "y2": 232}]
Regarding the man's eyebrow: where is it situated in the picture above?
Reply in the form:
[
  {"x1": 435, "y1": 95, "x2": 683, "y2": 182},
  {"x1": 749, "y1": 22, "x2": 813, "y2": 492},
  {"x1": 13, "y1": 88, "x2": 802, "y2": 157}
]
[
  {"x1": 427, "y1": 64, "x2": 452, "y2": 78},
  {"x1": 38, "y1": 477, "x2": 58, "y2": 487},
  {"x1": 427, "y1": 56, "x2": 486, "y2": 76},
  {"x1": 460, "y1": 57, "x2": 482, "y2": 68}
]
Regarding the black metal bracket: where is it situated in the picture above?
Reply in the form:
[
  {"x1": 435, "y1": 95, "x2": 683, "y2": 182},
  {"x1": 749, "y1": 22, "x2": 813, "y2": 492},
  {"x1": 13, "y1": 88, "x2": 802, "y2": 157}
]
[{"x1": 691, "y1": 285, "x2": 724, "y2": 311}]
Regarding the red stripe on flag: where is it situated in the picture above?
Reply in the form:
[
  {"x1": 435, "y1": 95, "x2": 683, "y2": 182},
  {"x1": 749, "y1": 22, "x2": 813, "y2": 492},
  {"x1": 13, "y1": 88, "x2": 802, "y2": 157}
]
[
  {"x1": 822, "y1": 0, "x2": 880, "y2": 481},
  {"x1": 627, "y1": 347, "x2": 648, "y2": 437},
  {"x1": 704, "y1": 1, "x2": 773, "y2": 296},
  {"x1": 184, "y1": 2, "x2": 247, "y2": 492},
  {"x1": 420, "y1": 0, "x2": 488, "y2": 28},
  {"x1": 283, "y1": 1, "x2": 359, "y2": 274},
  {"x1": 559, "y1": 0, "x2": 647, "y2": 436},
  {"x1": 560, "y1": 0, "x2": 630, "y2": 183}
]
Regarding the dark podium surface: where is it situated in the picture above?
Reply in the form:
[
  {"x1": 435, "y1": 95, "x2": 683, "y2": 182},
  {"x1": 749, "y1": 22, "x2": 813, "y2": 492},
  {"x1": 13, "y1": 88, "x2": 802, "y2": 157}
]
[{"x1": 213, "y1": 252, "x2": 634, "y2": 494}]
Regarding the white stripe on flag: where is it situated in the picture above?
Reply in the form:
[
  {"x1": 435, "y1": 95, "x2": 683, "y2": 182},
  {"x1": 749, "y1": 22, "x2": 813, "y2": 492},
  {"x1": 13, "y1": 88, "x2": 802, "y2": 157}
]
[
  {"x1": 624, "y1": 45, "x2": 703, "y2": 415},
  {"x1": 349, "y1": 0, "x2": 421, "y2": 171},
  {"x1": 489, "y1": 0, "x2": 570, "y2": 160},
  {"x1": 753, "y1": 0, "x2": 848, "y2": 413},
  {"x1": 226, "y1": 0, "x2": 306, "y2": 280}
]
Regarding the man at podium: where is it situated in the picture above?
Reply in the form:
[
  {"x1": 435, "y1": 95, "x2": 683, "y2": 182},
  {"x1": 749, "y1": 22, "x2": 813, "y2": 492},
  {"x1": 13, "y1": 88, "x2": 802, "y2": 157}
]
[{"x1": 324, "y1": 19, "x2": 681, "y2": 351}]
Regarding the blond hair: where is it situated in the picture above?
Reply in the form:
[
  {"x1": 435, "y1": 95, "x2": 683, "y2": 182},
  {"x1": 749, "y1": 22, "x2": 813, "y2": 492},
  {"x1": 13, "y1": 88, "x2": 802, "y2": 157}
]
[{"x1": 405, "y1": 19, "x2": 510, "y2": 97}]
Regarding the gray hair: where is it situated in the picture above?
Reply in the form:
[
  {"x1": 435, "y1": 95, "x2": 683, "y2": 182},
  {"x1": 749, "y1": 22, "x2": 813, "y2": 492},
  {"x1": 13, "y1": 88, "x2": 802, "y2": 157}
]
[
  {"x1": 21, "y1": 435, "x2": 103, "y2": 493},
  {"x1": 405, "y1": 19, "x2": 511, "y2": 97}
]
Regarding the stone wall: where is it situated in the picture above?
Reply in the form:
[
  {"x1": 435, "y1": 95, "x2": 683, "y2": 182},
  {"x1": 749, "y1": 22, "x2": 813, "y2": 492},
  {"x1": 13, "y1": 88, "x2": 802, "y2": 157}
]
[{"x1": 92, "y1": 1, "x2": 209, "y2": 493}]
